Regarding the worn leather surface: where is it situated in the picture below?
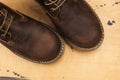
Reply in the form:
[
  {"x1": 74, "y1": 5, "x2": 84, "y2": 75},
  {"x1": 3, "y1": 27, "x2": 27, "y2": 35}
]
[
  {"x1": 0, "y1": 3, "x2": 64, "y2": 63},
  {"x1": 37, "y1": 0, "x2": 104, "y2": 50}
]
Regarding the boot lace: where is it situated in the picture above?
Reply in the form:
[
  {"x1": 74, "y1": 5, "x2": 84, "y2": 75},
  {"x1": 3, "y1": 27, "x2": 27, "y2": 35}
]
[
  {"x1": 44, "y1": 0, "x2": 66, "y2": 11},
  {"x1": 0, "y1": 9, "x2": 14, "y2": 42}
]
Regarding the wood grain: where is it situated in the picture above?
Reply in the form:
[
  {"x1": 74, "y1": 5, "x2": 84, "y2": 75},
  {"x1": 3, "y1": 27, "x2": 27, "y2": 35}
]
[{"x1": 0, "y1": 0, "x2": 120, "y2": 80}]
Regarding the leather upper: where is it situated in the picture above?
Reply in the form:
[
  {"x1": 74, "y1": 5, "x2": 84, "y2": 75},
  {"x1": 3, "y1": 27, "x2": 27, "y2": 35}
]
[
  {"x1": 38, "y1": 0, "x2": 104, "y2": 50},
  {"x1": 0, "y1": 3, "x2": 64, "y2": 63}
]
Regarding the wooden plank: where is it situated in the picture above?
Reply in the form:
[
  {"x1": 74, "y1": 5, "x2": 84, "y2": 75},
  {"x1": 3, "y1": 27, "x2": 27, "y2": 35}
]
[{"x1": 0, "y1": 0, "x2": 120, "y2": 80}]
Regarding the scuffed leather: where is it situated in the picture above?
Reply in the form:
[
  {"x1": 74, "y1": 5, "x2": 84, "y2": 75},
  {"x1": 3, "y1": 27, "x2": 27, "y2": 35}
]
[
  {"x1": 37, "y1": 0, "x2": 104, "y2": 50},
  {"x1": 0, "y1": 3, "x2": 64, "y2": 63}
]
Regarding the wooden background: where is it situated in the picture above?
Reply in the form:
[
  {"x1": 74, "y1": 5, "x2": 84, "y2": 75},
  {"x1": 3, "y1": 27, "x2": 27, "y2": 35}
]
[{"x1": 0, "y1": 0, "x2": 120, "y2": 80}]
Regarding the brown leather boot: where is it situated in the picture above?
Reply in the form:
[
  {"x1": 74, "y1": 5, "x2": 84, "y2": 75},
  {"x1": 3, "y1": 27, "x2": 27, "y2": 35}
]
[
  {"x1": 36, "y1": 0, "x2": 104, "y2": 50},
  {"x1": 0, "y1": 3, "x2": 64, "y2": 64}
]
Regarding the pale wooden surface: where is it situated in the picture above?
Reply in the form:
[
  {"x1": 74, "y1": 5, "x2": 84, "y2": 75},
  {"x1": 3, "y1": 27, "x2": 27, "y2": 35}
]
[{"x1": 0, "y1": 0, "x2": 120, "y2": 80}]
